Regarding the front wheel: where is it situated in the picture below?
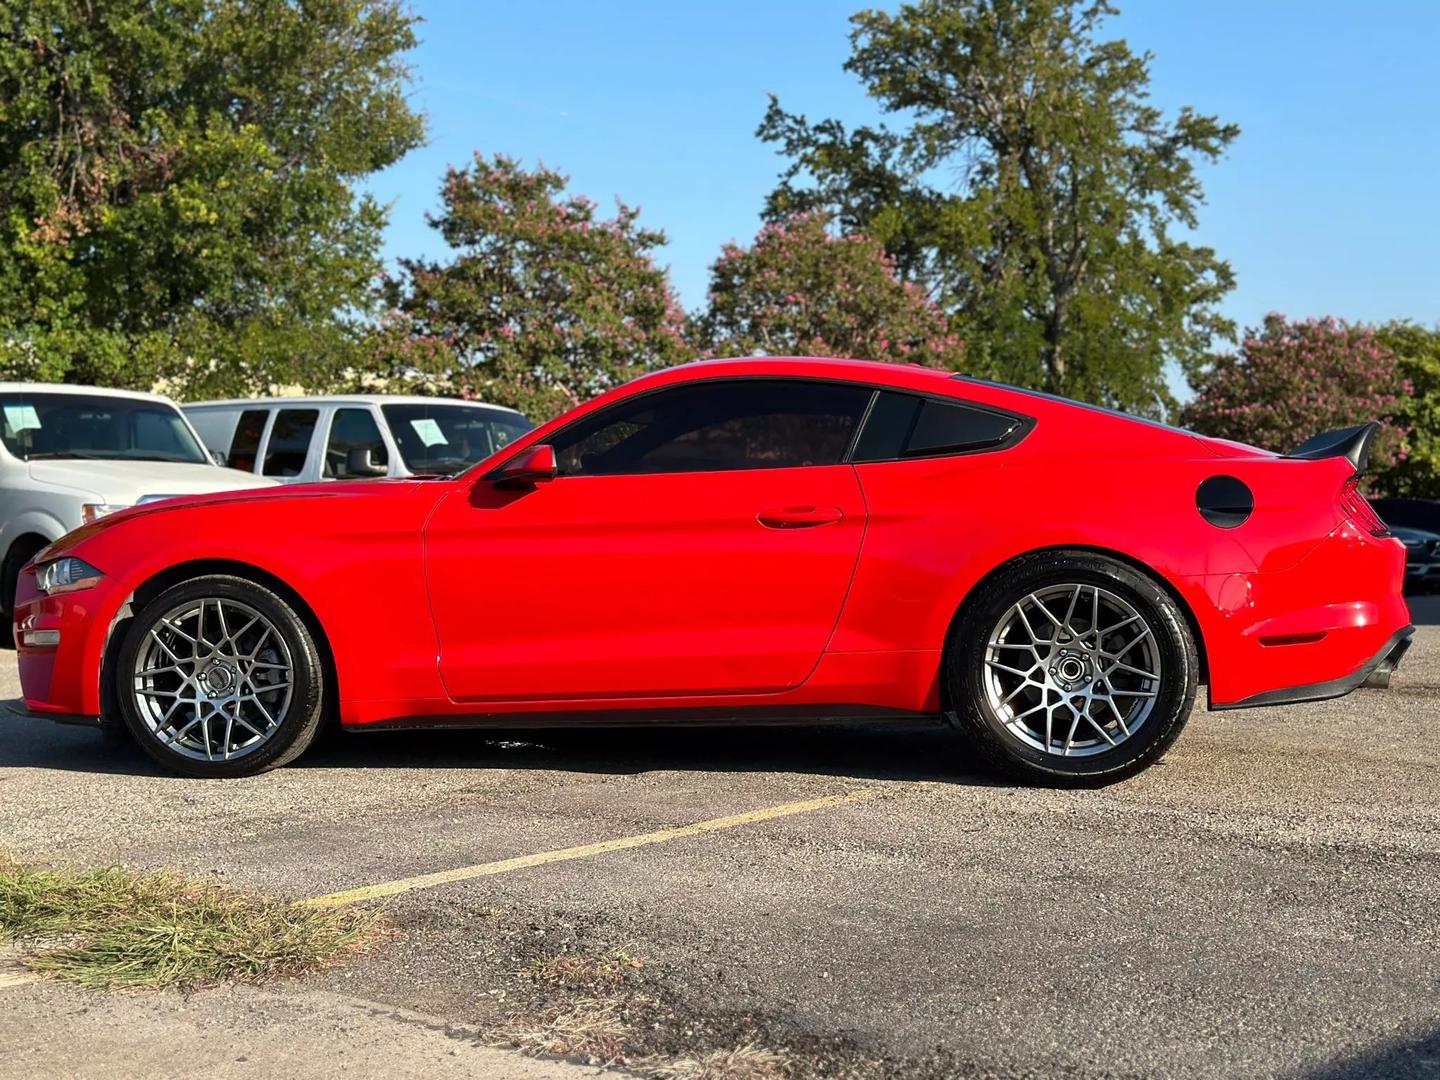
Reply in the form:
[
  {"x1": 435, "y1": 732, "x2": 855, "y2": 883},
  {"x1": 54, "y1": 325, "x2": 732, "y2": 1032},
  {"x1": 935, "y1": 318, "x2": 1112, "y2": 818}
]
[
  {"x1": 115, "y1": 575, "x2": 326, "y2": 778},
  {"x1": 947, "y1": 552, "x2": 1198, "y2": 787}
]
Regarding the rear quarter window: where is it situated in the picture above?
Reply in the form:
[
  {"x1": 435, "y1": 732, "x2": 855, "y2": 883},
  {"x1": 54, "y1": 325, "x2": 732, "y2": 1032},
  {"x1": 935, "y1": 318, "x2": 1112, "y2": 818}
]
[{"x1": 851, "y1": 392, "x2": 1025, "y2": 462}]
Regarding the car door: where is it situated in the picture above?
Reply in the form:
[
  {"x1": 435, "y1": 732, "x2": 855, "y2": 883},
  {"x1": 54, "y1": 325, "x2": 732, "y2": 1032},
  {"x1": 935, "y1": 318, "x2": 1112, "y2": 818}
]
[{"x1": 423, "y1": 378, "x2": 872, "y2": 702}]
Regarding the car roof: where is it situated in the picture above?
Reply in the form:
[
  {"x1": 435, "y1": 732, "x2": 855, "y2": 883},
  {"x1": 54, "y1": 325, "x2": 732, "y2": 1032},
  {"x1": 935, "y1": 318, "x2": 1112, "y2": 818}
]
[
  {"x1": 0, "y1": 382, "x2": 179, "y2": 405},
  {"x1": 183, "y1": 394, "x2": 526, "y2": 416},
  {"x1": 617, "y1": 357, "x2": 1094, "y2": 419}
]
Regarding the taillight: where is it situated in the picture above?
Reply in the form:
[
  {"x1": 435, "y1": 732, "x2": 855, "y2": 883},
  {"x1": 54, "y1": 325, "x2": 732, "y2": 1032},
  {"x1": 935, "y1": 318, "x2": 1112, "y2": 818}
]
[{"x1": 1339, "y1": 478, "x2": 1390, "y2": 536}]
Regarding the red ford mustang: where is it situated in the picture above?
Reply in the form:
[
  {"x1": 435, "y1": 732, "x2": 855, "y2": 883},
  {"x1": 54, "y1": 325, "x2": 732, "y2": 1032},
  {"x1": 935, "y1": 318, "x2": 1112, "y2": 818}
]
[{"x1": 12, "y1": 358, "x2": 1412, "y2": 783}]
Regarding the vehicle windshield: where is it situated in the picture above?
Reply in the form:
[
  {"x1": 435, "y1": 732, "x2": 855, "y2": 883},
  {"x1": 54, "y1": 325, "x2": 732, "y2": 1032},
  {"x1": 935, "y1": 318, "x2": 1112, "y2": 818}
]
[
  {"x1": 0, "y1": 392, "x2": 209, "y2": 465},
  {"x1": 381, "y1": 403, "x2": 532, "y2": 475}
]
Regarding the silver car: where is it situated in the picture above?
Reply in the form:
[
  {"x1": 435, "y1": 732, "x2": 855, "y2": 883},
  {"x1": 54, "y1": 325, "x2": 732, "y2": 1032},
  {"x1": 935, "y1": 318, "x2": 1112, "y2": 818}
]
[
  {"x1": 0, "y1": 383, "x2": 278, "y2": 620},
  {"x1": 183, "y1": 395, "x2": 532, "y2": 484}
]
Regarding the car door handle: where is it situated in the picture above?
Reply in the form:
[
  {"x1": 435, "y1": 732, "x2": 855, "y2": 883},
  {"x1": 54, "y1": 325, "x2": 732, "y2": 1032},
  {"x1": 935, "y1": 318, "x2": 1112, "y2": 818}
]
[{"x1": 756, "y1": 505, "x2": 845, "y2": 529}]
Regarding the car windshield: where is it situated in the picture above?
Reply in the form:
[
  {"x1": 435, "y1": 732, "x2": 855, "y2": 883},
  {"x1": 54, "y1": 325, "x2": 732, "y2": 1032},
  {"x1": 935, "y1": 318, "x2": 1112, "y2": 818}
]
[
  {"x1": 0, "y1": 392, "x2": 209, "y2": 465},
  {"x1": 381, "y1": 403, "x2": 532, "y2": 475}
]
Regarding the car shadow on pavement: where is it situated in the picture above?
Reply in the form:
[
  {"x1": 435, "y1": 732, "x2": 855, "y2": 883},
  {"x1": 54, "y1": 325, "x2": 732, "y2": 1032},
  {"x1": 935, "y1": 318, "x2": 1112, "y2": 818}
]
[
  {"x1": 300, "y1": 720, "x2": 1002, "y2": 785},
  {"x1": 0, "y1": 702, "x2": 1004, "y2": 786},
  {"x1": 1303, "y1": 1025, "x2": 1440, "y2": 1080}
]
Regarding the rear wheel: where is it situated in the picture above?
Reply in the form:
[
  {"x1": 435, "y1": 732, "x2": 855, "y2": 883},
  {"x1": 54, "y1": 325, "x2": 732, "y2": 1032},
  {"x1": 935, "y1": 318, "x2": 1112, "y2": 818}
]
[
  {"x1": 115, "y1": 575, "x2": 325, "y2": 778},
  {"x1": 947, "y1": 552, "x2": 1198, "y2": 786}
]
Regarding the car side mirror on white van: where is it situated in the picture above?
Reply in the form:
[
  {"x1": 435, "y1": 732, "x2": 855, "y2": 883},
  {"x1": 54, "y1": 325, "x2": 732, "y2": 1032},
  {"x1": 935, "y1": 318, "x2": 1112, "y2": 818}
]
[
  {"x1": 345, "y1": 447, "x2": 389, "y2": 477},
  {"x1": 210, "y1": 450, "x2": 227, "y2": 468}
]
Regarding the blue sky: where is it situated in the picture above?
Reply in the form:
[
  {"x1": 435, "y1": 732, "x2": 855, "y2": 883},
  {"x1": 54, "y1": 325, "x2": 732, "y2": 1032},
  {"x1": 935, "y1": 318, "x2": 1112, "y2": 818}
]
[{"x1": 368, "y1": 0, "x2": 1440, "y2": 349}]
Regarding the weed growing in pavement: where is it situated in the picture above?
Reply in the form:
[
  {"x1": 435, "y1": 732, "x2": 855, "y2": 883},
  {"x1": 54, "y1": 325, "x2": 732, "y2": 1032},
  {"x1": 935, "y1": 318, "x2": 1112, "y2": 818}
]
[{"x1": 0, "y1": 852, "x2": 380, "y2": 990}]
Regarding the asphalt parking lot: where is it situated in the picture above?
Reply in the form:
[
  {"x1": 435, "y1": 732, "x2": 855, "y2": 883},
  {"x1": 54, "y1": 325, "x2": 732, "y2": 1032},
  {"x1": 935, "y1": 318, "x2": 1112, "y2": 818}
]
[{"x1": 2, "y1": 599, "x2": 1438, "y2": 1079}]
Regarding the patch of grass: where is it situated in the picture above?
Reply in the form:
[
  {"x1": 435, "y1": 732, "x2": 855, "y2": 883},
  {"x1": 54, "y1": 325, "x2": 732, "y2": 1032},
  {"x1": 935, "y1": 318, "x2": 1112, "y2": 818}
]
[
  {"x1": 642, "y1": 1043, "x2": 790, "y2": 1080},
  {"x1": 493, "y1": 997, "x2": 630, "y2": 1062},
  {"x1": 0, "y1": 854, "x2": 378, "y2": 990}
]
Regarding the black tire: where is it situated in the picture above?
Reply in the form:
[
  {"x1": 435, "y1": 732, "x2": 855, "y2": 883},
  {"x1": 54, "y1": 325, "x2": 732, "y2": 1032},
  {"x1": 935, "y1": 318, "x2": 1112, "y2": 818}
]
[
  {"x1": 946, "y1": 551, "x2": 1198, "y2": 787},
  {"x1": 115, "y1": 574, "x2": 326, "y2": 778},
  {"x1": 2, "y1": 535, "x2": 49, "y2": 630}
]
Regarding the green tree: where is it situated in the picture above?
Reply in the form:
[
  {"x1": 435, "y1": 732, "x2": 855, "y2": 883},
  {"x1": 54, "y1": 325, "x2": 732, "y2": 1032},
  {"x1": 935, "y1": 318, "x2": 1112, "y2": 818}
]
[
  {"x1": 695, "y1": 212, "x2": 964, "y2": 367},
  {"x1": 1182, "y1": 316, "x2": 1410, "y2": 486},
  {"x1": 759, "y1": 0, "x2": 1238, "y2": 417},
  {"x1": 1374, "y1": 322, "x2": 1440, "y2": 497},
  {"x1": 380, "y1": 153, "x2": 695, "y2": 421},
  {"x1": 0, "y1": 0, "x2": 424, "y2": 397}
]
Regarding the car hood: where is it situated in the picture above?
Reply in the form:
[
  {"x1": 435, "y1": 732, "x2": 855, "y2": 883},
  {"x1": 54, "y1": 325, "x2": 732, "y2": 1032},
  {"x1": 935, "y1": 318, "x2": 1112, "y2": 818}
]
[
  {"x1": 43, "y1": 478, "x2": 447, "y2": 561},
  {"x1": 28, "y1": 458, "x2": 280, "y2": 500}
]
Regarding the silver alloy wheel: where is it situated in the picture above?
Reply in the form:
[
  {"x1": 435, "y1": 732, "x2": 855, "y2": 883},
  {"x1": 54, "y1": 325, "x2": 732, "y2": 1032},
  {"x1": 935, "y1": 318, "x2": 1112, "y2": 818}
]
[
  {"x1": 131, "y1": 597, "x2": 295, "y2": 762},
  {"x1": 982, "y1": 583, "x2": 1162, "y2": 757}
]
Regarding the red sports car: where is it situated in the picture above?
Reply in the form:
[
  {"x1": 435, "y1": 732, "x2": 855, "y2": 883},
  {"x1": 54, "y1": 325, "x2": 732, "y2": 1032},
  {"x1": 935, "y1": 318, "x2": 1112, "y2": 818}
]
[{"x1": 12, "y1": 358, "x2": 1412, "y2": 784}]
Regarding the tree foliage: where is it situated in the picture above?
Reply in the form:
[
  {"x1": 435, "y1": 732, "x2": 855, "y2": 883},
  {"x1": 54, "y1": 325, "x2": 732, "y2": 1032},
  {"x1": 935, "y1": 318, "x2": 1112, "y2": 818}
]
[
  {"x1": 695, "y1": 213, "x2": 964, "y2": 368},
  {"x1": 1373, "y1": 322, "x2": 1440, "y2": 498},
  {"x1": 759, "y1": 0, "x2": 1238, "y2": 416},
  {"x1": 1182, "y1": 316, "x2": 1411, "y2": 484},
  {"x1": 380, "y1": 153, "x2": 695, "y2": 420},
  {"x1": 0, "y1": 0, "x2": 424, "y2": 397}
]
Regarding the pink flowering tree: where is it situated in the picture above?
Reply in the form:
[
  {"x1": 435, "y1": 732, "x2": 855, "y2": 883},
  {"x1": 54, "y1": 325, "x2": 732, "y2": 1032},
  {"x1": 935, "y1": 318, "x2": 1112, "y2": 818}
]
[
  {"x1": 695, "y1": 214, "x2": 964, "y2": 368},
  {"x1": 375, "y1": 153, "x2": 695, "y2": 419},
  {"x1": 1182, "y1": 315, "x2": 1411, "y2": 482}
]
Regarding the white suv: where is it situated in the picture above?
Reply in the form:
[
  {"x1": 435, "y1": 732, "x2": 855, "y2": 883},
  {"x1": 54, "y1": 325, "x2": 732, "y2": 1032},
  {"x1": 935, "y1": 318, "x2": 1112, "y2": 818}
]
[
  {"x1": 182, "y1": 396, "x2": 532, "y2": 483},
  {"x1": 0, "y1": 383, "x2": 278, "y2": 618}
]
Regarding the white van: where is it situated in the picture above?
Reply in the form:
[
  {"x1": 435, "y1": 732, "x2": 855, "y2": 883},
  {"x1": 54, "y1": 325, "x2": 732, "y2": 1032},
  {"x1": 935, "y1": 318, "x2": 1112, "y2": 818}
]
[
  {"x1": 182, "y1": 396, "x2": 533, "y2": 484},
  {"x1": 0, "y1": 383, "x2": 279, "y2": 619}
]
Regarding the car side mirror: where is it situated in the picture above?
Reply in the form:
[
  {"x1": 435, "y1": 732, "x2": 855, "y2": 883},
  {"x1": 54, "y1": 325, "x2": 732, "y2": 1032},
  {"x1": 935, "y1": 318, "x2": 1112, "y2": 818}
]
[
  {"x1": 210, "y1": 450, "x2": 227, "y2": 468},
  {"x1": 345, "y1": 446, "x2": 389, "y2": 477},
  {"x1": 496, "y1": 444, "x2": 557, "y2": 487}
]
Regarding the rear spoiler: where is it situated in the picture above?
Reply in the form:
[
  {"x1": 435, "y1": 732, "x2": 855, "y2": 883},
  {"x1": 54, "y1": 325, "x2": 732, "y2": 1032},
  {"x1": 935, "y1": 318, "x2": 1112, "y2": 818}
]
[{"x1": 1284, "y1": 422, "x2": 1380, "y2": 474}]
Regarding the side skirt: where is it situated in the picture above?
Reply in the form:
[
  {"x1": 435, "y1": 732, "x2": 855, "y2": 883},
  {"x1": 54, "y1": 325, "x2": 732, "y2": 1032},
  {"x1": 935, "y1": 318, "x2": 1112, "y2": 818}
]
[{"x1": 346, "y1": 704, "x2": 943, "y2": 733}]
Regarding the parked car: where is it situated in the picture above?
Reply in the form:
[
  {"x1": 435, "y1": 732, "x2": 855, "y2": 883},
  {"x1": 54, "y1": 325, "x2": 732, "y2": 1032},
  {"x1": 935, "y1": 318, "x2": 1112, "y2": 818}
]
[
  {"x1": 14, "y1": 358, "x2": 1412, "y2": 783},
  {"x1": 183, "y1": 396, "x2": 532, "y2": 483},
  {"x1": 1393, "y1": 525, "x2": 1440, "y2": 593},
  {"x1": 1372, "y1": 497, "x2": 1440, "y2": 534},
  {"x1": 0, "y1": 383, "x2": 277, "y2": 622}
]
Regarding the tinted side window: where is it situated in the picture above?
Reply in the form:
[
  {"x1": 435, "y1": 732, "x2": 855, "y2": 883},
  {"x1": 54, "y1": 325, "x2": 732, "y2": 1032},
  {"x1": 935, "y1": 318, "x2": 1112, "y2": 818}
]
[
  {"x1": 552, "y1": 380, "x2": 873, "y2": 476},
  {"x1": 263, "y1": 408, "x2": 318, "y2": 477},
  {"x1": 324, "y1": 409, "x2": 389, "y2": 478},
  {"x1": 227, "y1": 409, "x2": 270, "y2": 472},
  {"x1": 850, "y1": 392, "x2": 1022, "y2": 462},
  {"x1": 907, "y1": 398, "x2": 1019, "y2": 455}
]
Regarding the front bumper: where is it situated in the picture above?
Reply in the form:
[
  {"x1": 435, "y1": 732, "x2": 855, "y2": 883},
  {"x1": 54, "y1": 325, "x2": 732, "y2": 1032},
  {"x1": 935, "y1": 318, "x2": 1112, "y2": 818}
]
[
  {"x1": 12, "y1": 565, "x2": 117, "y2": 723},
  {"x1": 4, "y1": 700, "x2": 100, "y2": 727}
]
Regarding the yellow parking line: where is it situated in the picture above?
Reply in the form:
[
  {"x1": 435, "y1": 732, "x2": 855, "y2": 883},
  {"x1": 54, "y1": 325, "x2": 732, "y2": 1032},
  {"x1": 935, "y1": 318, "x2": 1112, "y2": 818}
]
[{"x1": 299, "y1": 787, "x2": 882, "y2": 909}]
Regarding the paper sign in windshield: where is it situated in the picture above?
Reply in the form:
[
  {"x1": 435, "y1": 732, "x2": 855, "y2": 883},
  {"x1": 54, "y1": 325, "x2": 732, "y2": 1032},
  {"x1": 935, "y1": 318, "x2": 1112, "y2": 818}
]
[
  {"x1": 410, "y1": 418, "x2": 448, "y2": 447},
  {"x1": 3, "y1": 404, "x2": 41, "y2": 433}
]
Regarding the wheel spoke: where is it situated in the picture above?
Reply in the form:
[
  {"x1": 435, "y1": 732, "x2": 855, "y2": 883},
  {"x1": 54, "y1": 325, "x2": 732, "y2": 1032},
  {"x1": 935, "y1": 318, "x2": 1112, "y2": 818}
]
[
  {"x1": 1105, "y1": 627, "x2": 1152, "y2": 661},
  {"x1": 148, "y1": 629, "x2": 187, "y2": 666},
  {"x1": 1060, "y1": 585, "x2": 1082, "y2": 638},
  {"x1": 1084, "y1": 711, "x2": 1118, "y2": 746},
  {"x1": 985, "y1": 658, "x2": 1035, "y2": 679},
  {"x1": 1103, "y1": 659, "x2": 1157, "y2": 680}
]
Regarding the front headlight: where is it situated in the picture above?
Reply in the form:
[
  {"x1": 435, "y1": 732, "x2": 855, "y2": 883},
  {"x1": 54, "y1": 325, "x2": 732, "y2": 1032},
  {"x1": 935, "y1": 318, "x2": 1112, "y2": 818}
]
[
  {"x1": 36, "y1": 556, "x2": 104, "y2": 595},
  {"x1": 81, "y1": 503, "x2": 131, "y2": 524}
]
